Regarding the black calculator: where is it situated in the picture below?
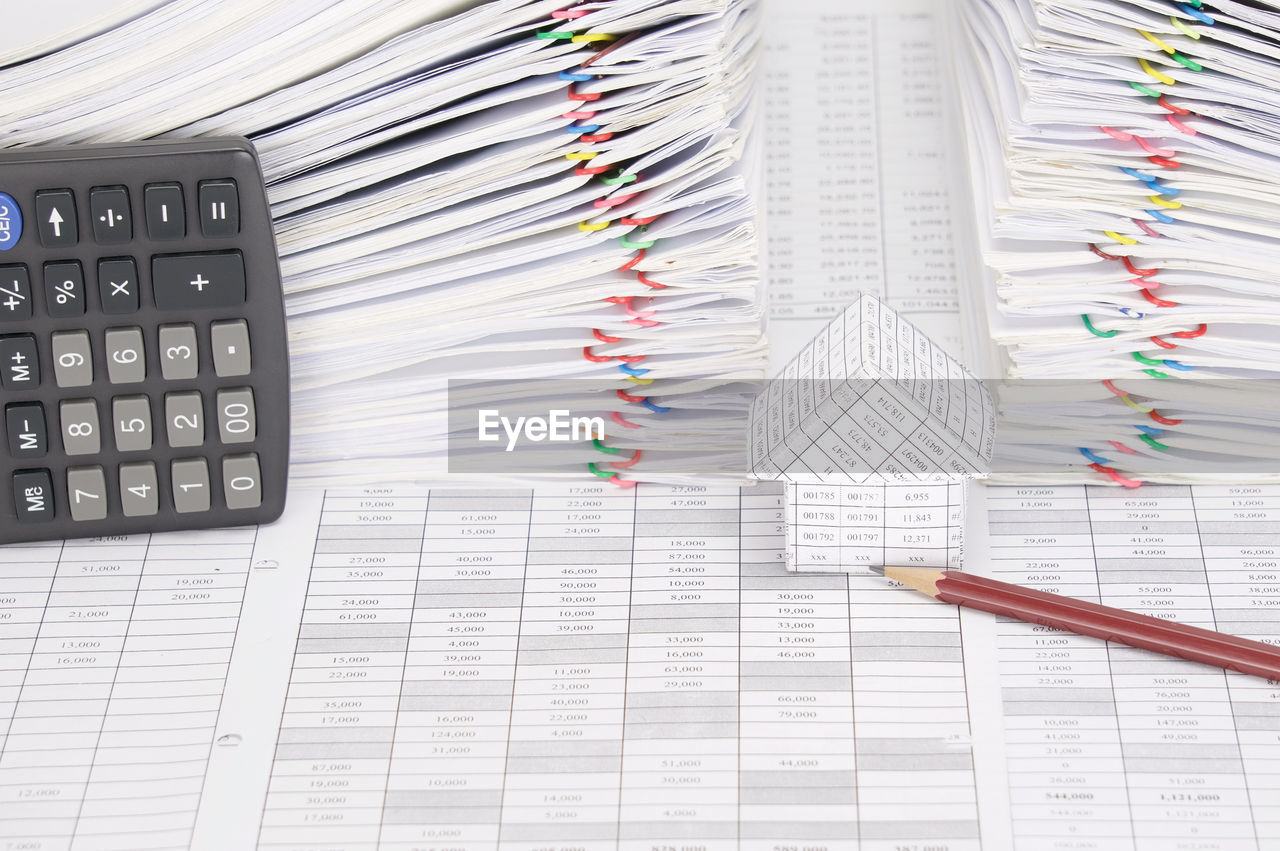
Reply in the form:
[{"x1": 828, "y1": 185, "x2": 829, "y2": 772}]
[{"x1": 0, "y1": 137, "x2": 288, "y2": 544}]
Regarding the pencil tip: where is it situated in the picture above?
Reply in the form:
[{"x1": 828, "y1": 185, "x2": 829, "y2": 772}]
[{"x1": 868, "y1": 566, "x2": 885, "y2": 576}]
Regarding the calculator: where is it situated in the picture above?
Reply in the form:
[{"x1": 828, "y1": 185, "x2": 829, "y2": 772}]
[{"x1": 0, "y1": 137, "x2": 288, "y2": 544}]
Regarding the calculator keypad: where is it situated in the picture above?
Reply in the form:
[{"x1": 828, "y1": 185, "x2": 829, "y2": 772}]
[{"x1": 0, "y1": 137, "x2": 288, "y2": 542}]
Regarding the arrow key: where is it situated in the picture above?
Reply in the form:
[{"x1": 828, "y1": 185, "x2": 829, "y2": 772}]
[{"x1": 35, "y1": 189, "x2": 77, "y2": 248}]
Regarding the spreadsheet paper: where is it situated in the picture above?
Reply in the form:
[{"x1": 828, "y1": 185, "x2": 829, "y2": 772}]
[
  {"x1": 1, "y1": 482, "x2": 1279, "y2": 850},
  {"x1": 763, "y1": 0, "x2": 963, "y2": 364}
]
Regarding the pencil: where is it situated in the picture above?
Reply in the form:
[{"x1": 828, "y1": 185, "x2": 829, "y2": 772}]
[{"x1": 872, "y1": 566, "x2": 1280, "y2": 681}]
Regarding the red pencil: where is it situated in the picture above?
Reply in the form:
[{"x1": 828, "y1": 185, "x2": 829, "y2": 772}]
[{"x1": 873, "y1": 566, "x2": 1280, "y2": 681}]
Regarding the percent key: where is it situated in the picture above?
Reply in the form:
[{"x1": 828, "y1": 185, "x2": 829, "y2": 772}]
[{"x1": 43, "y1": 261, "x2": 85, "y2": 317}]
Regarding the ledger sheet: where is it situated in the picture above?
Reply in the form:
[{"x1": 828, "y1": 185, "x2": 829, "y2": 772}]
[{"x1": 2, "y1": 483, "x2": 1279, "y2": 850}]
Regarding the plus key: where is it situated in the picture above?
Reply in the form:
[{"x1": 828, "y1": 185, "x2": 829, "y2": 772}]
[{"x1": 152, "y1": 251, "x2": 246, "y2": 310}]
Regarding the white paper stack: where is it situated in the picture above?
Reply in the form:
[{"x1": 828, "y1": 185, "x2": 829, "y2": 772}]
[
  {"x1": 1, "y1": 0, "x2": 766, "y2": 484},
  {"x1": 948, "y1": 0, "x2": 1280, "y2": 484}
]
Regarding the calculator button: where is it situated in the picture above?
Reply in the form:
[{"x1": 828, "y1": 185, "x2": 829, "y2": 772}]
[
  {"x1": 89, "y1": 186, "x2": 131, "y2": 244},
  {"x1": 216, "y1": 388, "x2": 256, "y2": 444},
  {"x1": 59, "y1": 399, "x2": 101, "y2": 456},
  {"x1": 51, "y1": 330, "x2": 93, "y2": 387},
  {"x1": 12, "y1": 470, "x2": 53, "y2": 522},
  {"x1": 0, "y1": 334, "x2": 39, "y2": 389},
  {"x1": 43, "y1": 261, "x2": 85, "y2": 318},
  {"x1": 34, "y1": 190, "x2": 77, "y2": 248},
  {"x1": 0, "y1": 192, "x2": 21, "y2": 251},
  {"x1": 222, "y1": 453, "x2": 261, "y2": 510},
  {"x1": 66, "y1": 466, "x2": 108, "y2": 522},
  {"x1": 164, "y1": 391, "x2": 204, "y2": 447},
  {"x1": 158, "y1": 323, "x2": 198, "y2": 380},
  {"x1": 98, "y1": 258, "x2": 140, "y2": 314},
  {"x1": 112, "y1": 395, "x2": 152, "y2": 452},
  {"x1": 198, "y1": 179, "x2": 239, "y2": 238},
  {"x1": 104, "y1": 326, "x2": 145, "y2": 384},
  {"x1": 144, "y1": 183, "x2": 185, "y2": 241},
  {"x1": 0, "y1": 265, "x2": 32, "y2": 320},
  {"x1": 5, "y1": 403, "x2": 47, "y2": 458},
  {"x1": 171, "y1": 458, "x2": 210, "y2": 513},
  {"x1": 119, "y1": 461, "x2": 158, "y2": 517},
  {"x1": 210, "y1": 319, "x2": 251, "y2": 377},
  {"x1": 152, "y1": 251, "x2": 245, "y2": 310}
]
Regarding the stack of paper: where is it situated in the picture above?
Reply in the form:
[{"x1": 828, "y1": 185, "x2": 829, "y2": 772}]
[
  {"x1": 1, "y1": 0, "x2": 766, "y2": 484},
  {"x1": 948, "y1": 0, "x2": 1280, "y2": 484}
]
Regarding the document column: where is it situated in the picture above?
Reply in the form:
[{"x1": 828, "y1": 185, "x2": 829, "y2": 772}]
[
  {"x1": 1196, "y1": 486, "x2": 1280, "y2": 844},
  {"x1": 986, "y1": 485, "x2": 1135, "y2": 850},
  {"x1": 619, "y1": 486, "x2": 740, "y2": 848},
  {"x1": 71, "y1": 527, "x2": 255, "y2": 848},
  {"x1": 1087, "y1": 486, "x2": 1254, "y2": 848},
  {"x1": 851, "y1": 482, "x2": 978, "y2": 849},
  {"x1": 0, "y1": 541, "x2": 57, "y2": 751},
  {"x1": 739, "y1": 484, "x2": 858, "y2": 849},
  {"x1": 259, "y1": 490, "x2": 427, "y2": 849},
  {"x1": 499, "y1": 486, "x2": 633, "y2": 848},
  {"x1": 0, "y1": 535, "x2": 147, "y2": 849},
  {"x1": 382, "y1": 490, "x2": 531, "y2": 849}
]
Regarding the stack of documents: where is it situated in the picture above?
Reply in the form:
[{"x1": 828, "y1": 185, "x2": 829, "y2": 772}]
[
  {"x1": 1, "y1": 0, "x2": 766, "y2": 484},
  {"x1": 949, "y1": 0, "x2": 1280, "y2": 484}
]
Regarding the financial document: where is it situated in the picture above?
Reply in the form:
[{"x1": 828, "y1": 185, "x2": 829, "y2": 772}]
[
  {"x1": 968, "y1": 484, "x2": 1280, "y2": 850},
  {"x1": 786, "y1": 481, "x2": 966, "y2": 571},
  {"x1": 0, "y1": 529, "x2": 260, "y2": 849},
  {"x1": 2, "y1": 482, "x2": 1279, "y2": 850},
  {"x1": 253, "y1": 486, "x2": 979, "y2": 849},
  {"x1": 763, "y1": 0, "x2": 963, "y2": 363}
]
